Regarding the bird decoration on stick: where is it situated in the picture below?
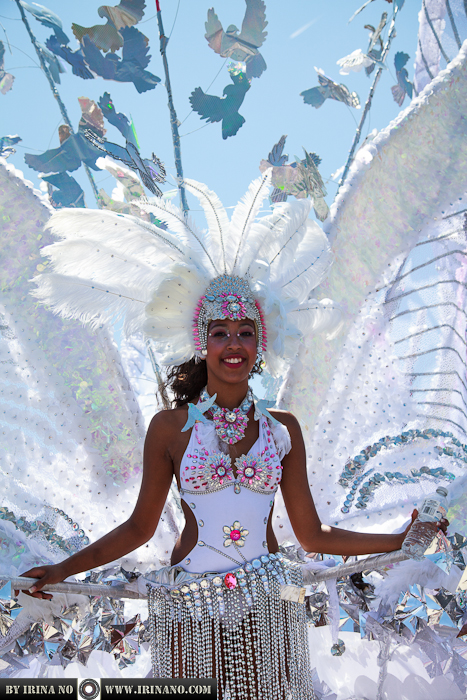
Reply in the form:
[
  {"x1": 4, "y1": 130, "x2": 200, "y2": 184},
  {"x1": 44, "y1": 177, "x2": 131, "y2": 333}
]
[
  {"x1": 363, "y1": 16, "x2": 387, "y2": 75},
  {"x1": 190, "y1": 67, "x2": 251, "y2": 139},
  {"x1": 97, "y1": 92, "x2": 138, "y2": 146},
  {"x1": 259, "y1": 137, "x2": 329, "y2": 221},
  {"x1": 19, "y1": 0, "x2": 70, "y2": 44},
  {"x1": 205, "y1": 0, "x2": 268, "y2": 80},
  {"x1": 41, "y1": 172, "x2": 85, "y2": 208},
  {"x1": 0, "y1": 135, "x2": 21, "y2": 158},
  {"x1": 80, "y1": 28, "x2": 160, "y2": 93},
  {"x1": 0, "y1": 41, "x2": 15, "y2": 95},
  {"x1": 293, "y1": 149, "x2": 329, "y2": 221},
  {"x1": 301, "y1": 68, "x2": 360, "y2": 109},
  {"x1": 72, "y1": 0, "x2": 146, "y2": 53},
  {"x1": 24, "y1": 98, "x2": 105, "y2": 174},
  {"x1": 264, "y1": 134, "x2": 289, "y2": 203},
  {"x1": 336, "y1": 13, "x2": 387, "y2": 76},
  {"x1": 348, "y1": 0, "x2": 403, "y2": 24},
  {"x1": 46, "y1": 35, "x2": 94, "y2": 80},
  {"x1": 391, "y1": 51, "x2": 414, "y2": 105},
  {"x1": 84, "y1": 130, "x2": 166, "y2": 197}
]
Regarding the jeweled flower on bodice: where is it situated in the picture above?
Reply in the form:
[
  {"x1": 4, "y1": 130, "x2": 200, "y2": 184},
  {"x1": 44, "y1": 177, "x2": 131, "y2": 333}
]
[
  {"x1": 223, "y1": 520, "x2": 249, "y2": 548},
  {"x1": 201, "y1": 453, "x2": 234, "y2": 485},
  {"x1": 235, "y1": 454, "x2": 266, "y2": 485}
]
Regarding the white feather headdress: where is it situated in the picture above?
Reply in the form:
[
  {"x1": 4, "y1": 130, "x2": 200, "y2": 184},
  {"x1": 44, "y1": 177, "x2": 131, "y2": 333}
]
[{"x1": 33, "y1": 171, "x2": 341, "y2": 377}]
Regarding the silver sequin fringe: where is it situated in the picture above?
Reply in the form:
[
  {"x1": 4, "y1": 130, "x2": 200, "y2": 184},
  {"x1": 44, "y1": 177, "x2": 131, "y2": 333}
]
[{"x1": 147, "y1": 552, "x2": 315, "y2": 700}]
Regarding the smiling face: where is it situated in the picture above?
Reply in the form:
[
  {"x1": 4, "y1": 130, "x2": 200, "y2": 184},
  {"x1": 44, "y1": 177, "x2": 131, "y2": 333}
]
[{"x1": 205, "y1": 318, "x2": 257, "y2": 385}]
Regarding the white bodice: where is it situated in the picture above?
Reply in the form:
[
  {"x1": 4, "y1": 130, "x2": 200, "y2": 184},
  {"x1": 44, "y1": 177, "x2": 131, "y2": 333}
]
[{"x1": 178, "y1": 416, "x2": 291, "y2": 573}]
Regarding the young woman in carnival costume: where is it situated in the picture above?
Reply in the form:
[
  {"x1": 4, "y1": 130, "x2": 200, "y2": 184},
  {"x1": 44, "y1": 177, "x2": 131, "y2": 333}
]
[{"x1": 22, "y1": 171, "x2": 447, "y2": 699}]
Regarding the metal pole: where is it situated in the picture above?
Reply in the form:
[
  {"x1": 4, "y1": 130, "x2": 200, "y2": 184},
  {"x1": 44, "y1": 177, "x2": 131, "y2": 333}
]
[
  {"x1": 155, "y1": 0, "x2": 189, "y2": 214},
  {"x1": 302, "y1": 549, "x2": 409, "y2": 583},
  {"x1": 5, "y1": 550, "x2": 410, "y2": 599},
  {"x1": 6, "y1": 576, "x2": 145, "y2": 599},
  {"x1": 338, "y1": 6, "x2": 400, "y2": 190},
  {"x1": 15, "y1": 0, "x2": 101, "y2": 207}
]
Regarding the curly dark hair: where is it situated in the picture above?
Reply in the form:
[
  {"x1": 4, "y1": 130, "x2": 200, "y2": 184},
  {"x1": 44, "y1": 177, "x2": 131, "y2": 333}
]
[
  {"x1": 164, "y1": 355, "x2": 264, "y2": 408},
  {"x1": 165, "y1": 358, "x2": 208, "y2": 408}
]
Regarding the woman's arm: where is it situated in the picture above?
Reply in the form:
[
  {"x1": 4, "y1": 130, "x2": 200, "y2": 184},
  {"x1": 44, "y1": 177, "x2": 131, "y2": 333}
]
[
  {"x1": 277, "y1": 411, "x2": 442, "y2": 555},
  {"x1": 21, "y1": 410, "x2": 176, "y2": 596}
]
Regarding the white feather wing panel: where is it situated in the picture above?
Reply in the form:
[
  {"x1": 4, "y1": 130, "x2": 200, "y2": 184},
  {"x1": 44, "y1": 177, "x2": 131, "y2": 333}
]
[
  {"x1": 228, "y1": 170, "x2": 272, "y2": 274},
  {"x1": 32, "y1": 272, "x2": 148, "y2": 335},
  {"x1": 181, "y1": 178, "x2": 230, "y2": 274}
]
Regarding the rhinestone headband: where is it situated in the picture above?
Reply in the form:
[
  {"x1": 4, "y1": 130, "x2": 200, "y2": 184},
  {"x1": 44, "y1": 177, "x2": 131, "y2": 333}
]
[{"x1": 193, "y1": 274, "x2": 266, "y2": 357}]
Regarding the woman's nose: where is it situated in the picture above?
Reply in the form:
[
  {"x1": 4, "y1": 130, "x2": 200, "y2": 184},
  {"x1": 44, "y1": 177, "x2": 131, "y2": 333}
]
[{"x1": 226, "y1": 333, "x2": 242, "y2": 348}]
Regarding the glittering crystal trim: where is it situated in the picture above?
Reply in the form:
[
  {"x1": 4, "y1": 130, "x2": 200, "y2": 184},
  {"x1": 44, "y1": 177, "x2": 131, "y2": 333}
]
[{"x1": 339, "y1": 428, "x2": 463, "y2": 513}]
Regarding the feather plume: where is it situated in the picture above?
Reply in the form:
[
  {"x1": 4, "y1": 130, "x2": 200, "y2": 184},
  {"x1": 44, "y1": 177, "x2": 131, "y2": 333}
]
[
  {"x1": 250, "y1": 200, "x2": 311, "y2": 274},
  {"x1": 229, "y1": 170, "x2": 272, "y2": 273},
  {"x1": 137, "y1": 198, "x2": 218, "y2": 276},
  {"x1": 39, "y1": 238, "x2": 170, "y2": 289},
  {"x1": 46, "y1": 208, "x2": 187, "y2": 259},
  {"x1": 32, "y1": 273, "x2": 147, "y2": 336},
  {"x1": 275, "y1": 220, "x2": 334, "y2": 304},
  {"x1": 181, "y1": 178, "x2": 230, "y2": 274},
  {"x1": 290, "y1": 298, "x2": 343, "y2": 338}
]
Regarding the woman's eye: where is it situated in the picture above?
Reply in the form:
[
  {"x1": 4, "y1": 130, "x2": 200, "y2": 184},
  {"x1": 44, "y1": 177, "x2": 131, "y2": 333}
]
[
  {"x1": 240, "y1": 331, "x2": 253, "y2": 337},
  {"x1": 213, "y1": 331, "x2": 228, "y2": 337}
]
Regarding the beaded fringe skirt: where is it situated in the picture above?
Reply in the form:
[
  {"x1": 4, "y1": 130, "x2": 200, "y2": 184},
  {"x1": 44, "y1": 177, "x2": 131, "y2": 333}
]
[{"x1": 146, "y1": 552, "x2": 315, "y2": 700}]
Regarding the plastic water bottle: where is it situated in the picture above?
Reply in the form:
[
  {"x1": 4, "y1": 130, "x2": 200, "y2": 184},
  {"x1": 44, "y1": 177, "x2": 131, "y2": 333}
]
[{"x1": 401, "y1": 487, "x2": 448, "y2": 561}]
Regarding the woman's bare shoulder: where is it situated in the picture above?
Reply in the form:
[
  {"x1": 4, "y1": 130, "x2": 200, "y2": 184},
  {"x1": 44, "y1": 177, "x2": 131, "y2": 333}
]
[
  {"x1": 146, "y1": 405, "x2": 189, "y2": 441},
  {"x1": 268, "y1": 409, "x2": 301, "y2": 432}
]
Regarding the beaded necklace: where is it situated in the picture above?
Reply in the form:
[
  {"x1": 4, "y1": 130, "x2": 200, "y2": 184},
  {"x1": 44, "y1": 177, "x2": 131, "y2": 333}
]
[{"x1": 200, "y1": 385, "x2": 253, "y2": 445}]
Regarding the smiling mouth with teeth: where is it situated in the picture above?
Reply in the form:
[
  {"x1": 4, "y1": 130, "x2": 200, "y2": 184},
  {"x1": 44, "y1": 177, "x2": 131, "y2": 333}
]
[{"x1": 223, "y1": 357, "x2": 244, "y2": 364}]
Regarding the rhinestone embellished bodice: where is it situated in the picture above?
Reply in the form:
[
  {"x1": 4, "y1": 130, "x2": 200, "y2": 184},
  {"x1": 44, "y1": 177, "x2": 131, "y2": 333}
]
[{"x1": 178, "y1": 416, "x2": 289, "y2": 573}]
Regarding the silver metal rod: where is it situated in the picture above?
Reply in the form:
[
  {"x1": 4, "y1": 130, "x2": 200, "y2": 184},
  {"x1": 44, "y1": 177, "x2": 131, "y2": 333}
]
[
  {"x1": 5, "y1": 550, "x2": 410, "y2": 598},
  {"x1": 7, "y1": 576, "x2": 146, "y2": 599},
  {"x1": 303, "y1": 549, "x2": 409, "y2": 583}
]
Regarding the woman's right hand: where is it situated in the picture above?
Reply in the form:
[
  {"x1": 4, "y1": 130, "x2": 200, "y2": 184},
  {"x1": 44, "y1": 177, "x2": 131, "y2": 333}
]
[{"x1": 16, "y1": 563, "x2": 67, "y2": 600}]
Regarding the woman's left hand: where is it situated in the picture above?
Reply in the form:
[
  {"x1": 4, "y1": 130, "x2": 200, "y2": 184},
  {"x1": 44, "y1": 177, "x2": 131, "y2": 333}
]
[{"x1": 402, "y1": 509, "x2": 449, "y2": 541}]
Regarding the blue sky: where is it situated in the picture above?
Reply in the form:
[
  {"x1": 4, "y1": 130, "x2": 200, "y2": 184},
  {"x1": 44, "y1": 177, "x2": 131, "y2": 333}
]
[{"x1": 1, "y1": 0, "x2": 421, "y2": 218}]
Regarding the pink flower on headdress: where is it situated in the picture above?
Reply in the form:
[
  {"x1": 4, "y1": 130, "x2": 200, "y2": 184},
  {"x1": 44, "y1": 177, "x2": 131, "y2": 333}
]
[{"x1": 220, "y1": 294, "x2": 247, "y2": 320}]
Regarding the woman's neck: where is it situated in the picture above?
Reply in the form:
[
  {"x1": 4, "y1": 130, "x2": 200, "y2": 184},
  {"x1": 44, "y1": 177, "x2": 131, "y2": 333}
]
[{"x1": 205, "y1": 379, "x2": 250, "y2": 409}]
